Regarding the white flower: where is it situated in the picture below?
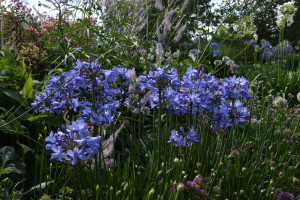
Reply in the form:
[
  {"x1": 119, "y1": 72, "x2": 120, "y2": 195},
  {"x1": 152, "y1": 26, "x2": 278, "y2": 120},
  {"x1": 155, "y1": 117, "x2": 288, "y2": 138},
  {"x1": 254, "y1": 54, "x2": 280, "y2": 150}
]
[
  {"x1": 226, "y1": 60, "x2": 235, "y2": 66},
  {"x1": 297, "y1": 93, "x2": 300, "y2": 102},
  {"x1": 165, "y1": 52, "x2": 172, "y2": 57},
  {"x1": 191, "y1": 13, "x2": 196, "y2": 18},
  {"x1": 253, "y1": 33, "x2": 258, "y2": 41},
  {"x1": 188, "y1": 52, "x2": 196, "y2": 62},
  {"x1": 233, "y1": 25, "x2": 239, "y2": 32},
  {"x1": 214, "y1": 60, "x2": 222, "y2": 67},
  {"x1": 276, "y1": 1, "x2": 297, "y2": 28},
  {"x1": 173, "y1": 49, "x2": 180, "y2": 58},
  {"x1": 139, "y1": 57, "x2": 145, "y2": 63},
  {"x1": 272, "y1": 96, "x2": 288, "y2": 108},
  {"x1": 222, "y1": 56, "x2": 230, "y2": 62},
  {"x1": 147, "y1": 54, "x2": 154, "y2": 61}
]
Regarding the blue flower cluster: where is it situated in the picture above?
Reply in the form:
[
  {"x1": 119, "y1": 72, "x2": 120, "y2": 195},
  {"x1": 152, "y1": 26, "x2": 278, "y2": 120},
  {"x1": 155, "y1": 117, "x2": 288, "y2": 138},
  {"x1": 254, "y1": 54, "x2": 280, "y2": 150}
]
[
  {"x1": 246, "y1": 39, "x2": 257, "y2": 47},
  {"x1": 261, "y1": 49, "x2": 274, "y2": 60},
  {"x1": 260, "y1": 39, "x2": 272, "y2": 49},
  {"x1": 32, "y1": 58, "x2": 130, "y2": 126},
  {"x1": 45, "y1": 119, "x2": 101, "y2": 165},
  {"x1": 274, "y1": 40, "x2": 294, "y2": 55},
  {"x1": 134, "y1": 65, "x2": 251, "y2": 138},
  {"x1": 33, "y1": 57, "x2": 131, "y2": 165},
  {"x1": 168, "y1": 126, "x2": 200, "y2": 147},
  {"x1": 256, "y1": 39, "x2": 294, "y2": 61},
  {"x1": 35, "y1": 58, "x2": 252, "y2": 160}
]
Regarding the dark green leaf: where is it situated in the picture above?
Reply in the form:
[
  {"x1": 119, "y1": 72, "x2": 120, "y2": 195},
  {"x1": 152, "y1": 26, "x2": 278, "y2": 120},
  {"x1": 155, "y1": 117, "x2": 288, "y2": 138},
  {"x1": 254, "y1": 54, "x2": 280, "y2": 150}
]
[
  {"x1": 0, "y1": 89, "x2": 25, "y2": 104},
  {"x1": 0, "y1": 146, "x2": 16, "y2": 168},
  {"x1": 0, "y1": 81, "x2": 9, "y2": 87}
]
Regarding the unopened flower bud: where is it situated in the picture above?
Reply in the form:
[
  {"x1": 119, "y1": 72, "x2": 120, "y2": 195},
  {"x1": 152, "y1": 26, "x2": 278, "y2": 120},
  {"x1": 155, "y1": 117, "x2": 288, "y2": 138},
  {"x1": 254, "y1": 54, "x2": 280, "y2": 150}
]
[
  {"x1": 197, "y1": 162, "x2": 202, "y2": 168},
  {"x1": 292, "y1": 177, "x2": 299, "y2": 184},
  {"x1": 96, "y1": 185, "x2": 100, "y2": 193},
  {"x1": 183, "y1": 175, "x2": 187, "y2": 180},
  {"x1": 219, "y1": 162, "x2": 223, "y2": 167},
  {"x1": 182, "y1": 171, "x2": 186, "y2": 176},
  {"x1": 270, "y1": 179, "x2": 274, "y2": 185},
  {"x1": 145, "y1": 154, "x2": 149, "y2": 158},
  {"x1": 194, "y1": 170, "x2": 198, "y2": 174},
  {"x1": 211, "y1": 169, "x2": 215, "y2": 172},
  {"x1": 271, "y1": 167, "x2": 275, "y2": 171},
  {"x1": 124, "y1": 184, "x2": 128, "y2": 191},
  {"x1": 116, "y1": 190, "x2": 121, "y2": 196},
  {"x1": 149, "y1": 188, "x2": 155, "y2": 196},
  {"x1": 240, "y1": 190, "x2": 244, "y2": 195},
  {"x1": 242, "y1": 167, "x2": 247, "y2": 172},
  {"x1": 110, "y1": 186, "x2": 113, "y2": 192},
  {"x1": 234, "y1": 192, "x2": 238, "y2": 195},
  {"x1": 173, "y1": 158, "x2": 179, "y2": 164},
  {"x1": 158, "y1": 170, "x2": 162, "y2": 176},
  {"x1": 279, "y1": 172, "x2": 285, "y2": 178},
  {"x1": 177, "y1": 184, "x2": 184, "y2": 192}
]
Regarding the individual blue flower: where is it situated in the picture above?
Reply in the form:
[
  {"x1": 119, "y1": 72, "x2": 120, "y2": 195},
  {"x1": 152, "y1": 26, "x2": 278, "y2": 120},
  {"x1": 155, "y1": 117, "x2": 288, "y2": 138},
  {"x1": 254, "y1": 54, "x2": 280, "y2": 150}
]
[
  {"x1": 68, "y1": 119, "x2": 90, "y2": 138},
  {"x1": 168, "y1": 129, "x2": 186, "y2": 147},
  {"x1": 66, "y1": 147, "x2": 85, "y2": 165},
  {"x1": 190, "y1": 49, "x2": 198, "y2": 54},
  {"x1": 168, "y1": 126, "x2": 200, "y2": 147},
  {"x1": 209, "y1": 42, "x2": 218, "y2": 49},
  {"x1": 213, "y1": 50, "x2": 221, "y2": 57},
  {"x1": 49, "y1": 146, "x2": 66, "y2": 162},
  {"x1": 246, "y1": 39, "x2": 257, "y2": 47},
  {"x1": 260, "y1": 39, "x2": 272, "y2": 49}
]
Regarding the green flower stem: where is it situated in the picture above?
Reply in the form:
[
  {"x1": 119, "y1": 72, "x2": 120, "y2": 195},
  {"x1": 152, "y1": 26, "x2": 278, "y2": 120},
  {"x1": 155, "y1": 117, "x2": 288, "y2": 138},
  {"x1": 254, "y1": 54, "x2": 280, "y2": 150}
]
[
  {"x1": 158, "y1": 86, "x2": 162, "y2": 170},
  {"x1": 139, "y1": 96, "x2": 142, "y2": 165},
  {"x1": 74, "y1": 165, "x2": 84, "y2": 200},
  {"x1": 162, "y1": 110, "x2": 169, "y2": 195}
]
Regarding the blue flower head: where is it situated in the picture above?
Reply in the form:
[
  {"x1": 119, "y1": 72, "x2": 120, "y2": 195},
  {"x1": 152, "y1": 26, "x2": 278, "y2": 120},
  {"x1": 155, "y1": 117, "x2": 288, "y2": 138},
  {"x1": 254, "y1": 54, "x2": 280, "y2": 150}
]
[
  {"x1": 190, "y1": 49, "x2": 198, "y2": 54},
  {"x1": 168, "y1": 126, "x2": 200, "y2": 147},
  {"x1": 213, "y1": 50, "x2": 221, "y2": 57},
  {"x1": 209, "y1": 42, "x2": 218, "y2": 49}
]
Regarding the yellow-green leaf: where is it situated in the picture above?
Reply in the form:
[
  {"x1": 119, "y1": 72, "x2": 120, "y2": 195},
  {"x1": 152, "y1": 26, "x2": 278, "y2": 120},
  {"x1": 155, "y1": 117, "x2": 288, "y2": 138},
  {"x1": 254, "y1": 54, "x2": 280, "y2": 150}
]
[{"x1": 23, "y1": 74, "x2": 33, "y2": 99}]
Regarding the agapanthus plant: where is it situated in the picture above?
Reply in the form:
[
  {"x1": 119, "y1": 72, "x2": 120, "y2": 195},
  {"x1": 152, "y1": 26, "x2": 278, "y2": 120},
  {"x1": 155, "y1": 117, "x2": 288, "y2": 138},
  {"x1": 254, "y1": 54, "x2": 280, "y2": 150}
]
[
  {"x1": 32, "y1": 57, "x2": 131, "y2": 164},
  {"x1": 32, "y1": 58, "x2": 129, "y2": 126}
]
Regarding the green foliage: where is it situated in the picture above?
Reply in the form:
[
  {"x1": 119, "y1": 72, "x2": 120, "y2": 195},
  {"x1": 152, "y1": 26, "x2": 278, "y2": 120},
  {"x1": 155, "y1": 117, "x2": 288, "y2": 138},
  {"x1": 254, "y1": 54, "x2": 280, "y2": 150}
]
[
  {"x1": 2, "y1": 0, "x2": 300, "y2": 199},
  {"x1": 22, "y1": 74, "x2": 33, "y2": 99},
  {"x1": 266, "y1": 71, "x2": 300, "y2": 105}
]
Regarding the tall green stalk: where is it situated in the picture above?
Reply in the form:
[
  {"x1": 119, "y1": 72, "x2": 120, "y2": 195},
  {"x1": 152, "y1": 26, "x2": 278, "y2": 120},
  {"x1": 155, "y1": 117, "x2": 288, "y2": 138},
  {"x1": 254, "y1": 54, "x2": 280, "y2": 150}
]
[
  {"x1": 157, "y1": 86, "x2": 162, "y2": 170},
  {"x1": 162, "y1": 110, "x2": 169, "y2": 194},
  {"x1": 74, "y1": 165, "x2": 84, "y2": 200}
]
